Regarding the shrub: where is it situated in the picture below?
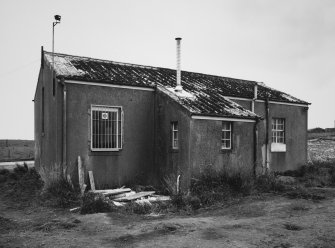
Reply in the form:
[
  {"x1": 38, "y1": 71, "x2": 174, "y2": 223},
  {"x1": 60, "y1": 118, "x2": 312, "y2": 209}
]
[
  {"x1": 0, "y1": 168, "x2": 10, "y2": 175},
  {"x1": 163, "y1": 174, "x2": 179, "y2": 196},
  {"x1": 80, "y1": 192, "x2": 113, "y2": 214},
  {"x1": 38, "y1": 163, "x2": 79, "y2": 208},
  {"x1": 38, "y1": 163, "x2": 74, "y2": 190},
  {"x1": 255, "y1": 173, "x2": 287, "y2": 193},
  {"x1": 1, "y1": 167, "x2": 43, "y2": 205},
  {"x1": 286, "y1": 187, "x2": 326, "y2": 201},
  {"x1": 170, "y1": 193, "x2": 186, "y2": 208},
  {"x1": 185, "y1": 195, "x2": 201, "y2": 210},
  {"x1": 43, "y1": 177, "x2": 79, "y2": 208},
  {"x1": 190, "y1": 166, "x2": 254, "y2": 206},
  {"x1": 13, "y1": 163, "x2": 29, "y2": 176}
]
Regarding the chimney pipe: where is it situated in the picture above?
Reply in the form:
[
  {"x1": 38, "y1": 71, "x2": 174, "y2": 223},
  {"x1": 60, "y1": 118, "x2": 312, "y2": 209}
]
[
  {"x1": 175, "y1": 37, "x2": 182, "y2": 92},
  {"x1": 252, "y1": 83, "x2": 258, "y2": 112}
]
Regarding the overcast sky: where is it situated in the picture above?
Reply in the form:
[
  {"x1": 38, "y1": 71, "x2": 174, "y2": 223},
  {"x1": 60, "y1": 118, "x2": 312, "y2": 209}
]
[{"x1": 0, "y1": 0, "x2": 334, "y2": 139}]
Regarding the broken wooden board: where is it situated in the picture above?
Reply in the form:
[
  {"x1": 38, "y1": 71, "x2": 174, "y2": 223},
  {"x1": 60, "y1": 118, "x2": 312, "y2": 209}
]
[
  {"x1": 109, "y1": 191, "x2": 136, "y2": 199},
  {"x1": 88, "y1": 171, "x2": 95, "y2": 191},
  {"x1": 78, "y1": 156, "x2": 85, "y2": 195},
  {"x1": 69, "y1": 207, "x2": 81, "y2": 213},
  {"x1": 147, "y1": 195, "x2": 171, "y2": 202},
  {"x1": 93, "y1": 188, "x2": 131, "y2": 196},
  {"x1": 114, "y1": 191, "x2": 155, "y2": 202}
]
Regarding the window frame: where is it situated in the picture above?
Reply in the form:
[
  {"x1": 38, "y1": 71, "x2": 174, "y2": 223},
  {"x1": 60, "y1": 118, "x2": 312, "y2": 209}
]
[
  {"x1": 90, "y1": 105, "x2": 123, "y2": 152},
  {"x1": 271, "y1": 118, "x2": 285, "y2": 144},
  {"x1": 221, "y1": 121, "x2": 232, "y2": 150},
  {"x1": 171, "y1": 121, "x2": 179, "y2": 150}
]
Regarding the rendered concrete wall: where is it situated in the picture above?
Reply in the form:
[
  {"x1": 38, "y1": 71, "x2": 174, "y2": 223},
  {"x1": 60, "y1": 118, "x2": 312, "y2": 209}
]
[
  {"x1": 233, "y1": 99, "x2": 308, "y2": 172},
  {"x1": 154, "y1": 90, "x2": 192, "y2": 190},
  {"x1": 34, "y1": 63, "x2": 63, "y2": 171},
  {"x1": 190, "y1": 119, "x2": 255, "y2": 177},
  {"x1": 65, "y1": 83, "x2": 155, "y2": 187}
]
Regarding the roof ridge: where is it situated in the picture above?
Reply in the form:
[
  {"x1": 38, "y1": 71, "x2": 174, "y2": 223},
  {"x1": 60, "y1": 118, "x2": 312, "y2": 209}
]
[
  {"x1": 44, "y1": 51, "x2": 161, "y2": 71},
  {"x1": 44, "y1": 51, "x2": 260, "y2": 85}
]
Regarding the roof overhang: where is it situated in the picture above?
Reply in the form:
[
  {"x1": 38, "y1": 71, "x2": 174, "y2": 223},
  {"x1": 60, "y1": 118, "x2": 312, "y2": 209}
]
[
  {"x1": 191, "y1": 115, "x2": 257, "y2": 123},
  {"x1": 226, "y1": 96, "x2": 310, "y2": 107}
]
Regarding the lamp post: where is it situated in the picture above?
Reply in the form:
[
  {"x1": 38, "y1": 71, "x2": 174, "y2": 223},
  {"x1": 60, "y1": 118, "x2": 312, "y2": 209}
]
[
  {"x1": 52, "y1": 15, "x2": 61, "y2": 167},
  {"x1": 52, "y1": 15, "x2": 61, "y2": 70}
]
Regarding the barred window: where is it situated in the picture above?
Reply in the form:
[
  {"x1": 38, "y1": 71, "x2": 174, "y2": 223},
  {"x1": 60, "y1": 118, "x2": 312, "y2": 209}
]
[
  {"x1": 221, "y1": 121, "x2": 232, "y2": 149},
  {"x1": 171, "y1": 122, "x2": 178, "y2": 149},
  {"x1": 91, "y1": 105, "x2": 122, "y2": 151},
  {"x1": 272, "y1": 118, "x2": 285, "y2": 144}
]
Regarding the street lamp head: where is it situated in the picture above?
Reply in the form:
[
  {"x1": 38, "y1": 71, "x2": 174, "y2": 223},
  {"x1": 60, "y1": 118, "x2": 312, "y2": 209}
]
[{"x1": 54, "y1": 15, "x2": 61, "y2": 22}]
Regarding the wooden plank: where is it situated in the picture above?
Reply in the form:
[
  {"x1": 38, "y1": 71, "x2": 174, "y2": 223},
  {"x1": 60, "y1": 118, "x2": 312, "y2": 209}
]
[
  {"x1": 93, "y1": 188, "x2": 131, "y2": 196},
  {"x1": 78, "y1": 156, "x2": 85, "y2": 195},
  {"x1": 88, "y1": 171, "x2": 95, "y2": 191},
  {"x1": 110, "y1": 191, "x2": 136, "y2": 199},
  {"x1": 147, "y1": 195, "x2": 171, "y2": 202},
  {"x1": 114, "y1": 191, "x2": 155, "y2": 202}
]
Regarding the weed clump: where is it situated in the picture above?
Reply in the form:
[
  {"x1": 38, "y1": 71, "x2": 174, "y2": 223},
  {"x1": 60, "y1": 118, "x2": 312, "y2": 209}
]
[
  {"x1": 38, "y1": 163, "x2": 80, "y2": 208},
  {"x1": 255, "y1": 173, "x2": 287, "y2": 193},
  {"x1": 0, "y1": 165, "x2": 43, "y2": 207},
  {"x1": 80, "y1": 192, "x2": 113, "y2": 214},
  {"x1": 190, "y1": 166, "x2": 253, "y2": 206},
  {"x1": 42, "y1": 177, "x2": 79, "y2": 208},
  {"x1": 283, "y1": 223, "x2": 303, "y2": 231},
  {"x1": 276, "y1": 162, "x2": 335, "y2": 187}
]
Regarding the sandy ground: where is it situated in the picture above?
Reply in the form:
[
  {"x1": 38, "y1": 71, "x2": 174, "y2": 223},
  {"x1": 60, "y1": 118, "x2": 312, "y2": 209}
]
[{"x1": 1, "y1": 190, "x2": 335, "y2": 248}]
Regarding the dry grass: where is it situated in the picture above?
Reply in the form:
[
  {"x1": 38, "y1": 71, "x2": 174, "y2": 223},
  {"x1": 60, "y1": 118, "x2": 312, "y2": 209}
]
[{"x1": 38, "y1": 163, "x2": 74, "y2": 190}]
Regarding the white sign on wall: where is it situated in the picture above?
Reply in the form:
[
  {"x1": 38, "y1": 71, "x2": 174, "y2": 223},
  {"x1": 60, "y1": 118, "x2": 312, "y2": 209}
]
[{"x1": 101, "y1": 112, "x2": 108, "y2": 120}]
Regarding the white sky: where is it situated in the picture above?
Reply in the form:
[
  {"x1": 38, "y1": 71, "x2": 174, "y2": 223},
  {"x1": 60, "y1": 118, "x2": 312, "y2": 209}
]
[{"x1": 0, "y1": 0, "x2": 334, "y2": 139}]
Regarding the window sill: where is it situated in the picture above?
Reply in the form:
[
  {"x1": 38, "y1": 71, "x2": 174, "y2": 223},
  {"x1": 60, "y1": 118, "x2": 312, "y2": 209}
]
[
  {"x1": 220, "y1": 148, "x2": 232, "y2": 153},
  {"x1": 271, "y1": 143, "x2": 286, "y2": 152},
  {"x1": 89, "y1": 149, "x2": 122, "y2": 156}
]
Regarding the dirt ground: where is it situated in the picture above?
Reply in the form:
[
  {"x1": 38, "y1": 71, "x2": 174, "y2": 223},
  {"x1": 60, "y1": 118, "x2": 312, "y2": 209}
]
[{"x1": 1, "y1": 188, "x2": 335, "y2": 248}]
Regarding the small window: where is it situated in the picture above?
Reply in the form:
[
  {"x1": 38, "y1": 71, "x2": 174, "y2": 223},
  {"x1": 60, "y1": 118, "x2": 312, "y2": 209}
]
[
  {"x1": 171, "y1": 122, "x2": 178, "y2": 149},
  {"x1": 221, "y1": 121, "x2": 232, "y2": 149},
  {"x1": 91, "y1": 105, "x2": 122, "y2": 151},
  {"x1": 272, "y1": 118, "x2": 285, "y2": 144}
]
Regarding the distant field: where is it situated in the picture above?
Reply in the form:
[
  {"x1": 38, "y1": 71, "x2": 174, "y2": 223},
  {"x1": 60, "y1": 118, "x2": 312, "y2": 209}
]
[
  {"x1": 0, "y1": 140, "x2": 34, "y2": 162},
  {"x1": 308, "y1": 137, "x2": 335, "y2": 163}
]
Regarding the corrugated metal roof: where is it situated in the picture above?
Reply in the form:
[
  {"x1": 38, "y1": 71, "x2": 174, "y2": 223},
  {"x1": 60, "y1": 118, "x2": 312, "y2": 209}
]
[{"x1": 44, "y1": 51, "x2": 308, "y2": 119}]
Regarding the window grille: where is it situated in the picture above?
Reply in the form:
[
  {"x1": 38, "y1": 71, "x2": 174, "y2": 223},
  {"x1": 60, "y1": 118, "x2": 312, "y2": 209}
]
[
  {"x1": 171, "y1": 122, "x2": 178, "y2": 149},
  {"x1": 272, "y1": 118, "x2": 285, "y2": 143},
  {"x1": 91, "y1": 105, "x2": 122, "y2": 151},
  {"x1": 221, "y1": 121, "x2": 232, "y2": 149}
]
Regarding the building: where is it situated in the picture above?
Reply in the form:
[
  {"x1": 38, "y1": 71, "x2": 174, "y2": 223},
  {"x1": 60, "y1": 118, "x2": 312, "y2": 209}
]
[{"x1": 34, "y1": 44, "x2": 310, "y2": 189}]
